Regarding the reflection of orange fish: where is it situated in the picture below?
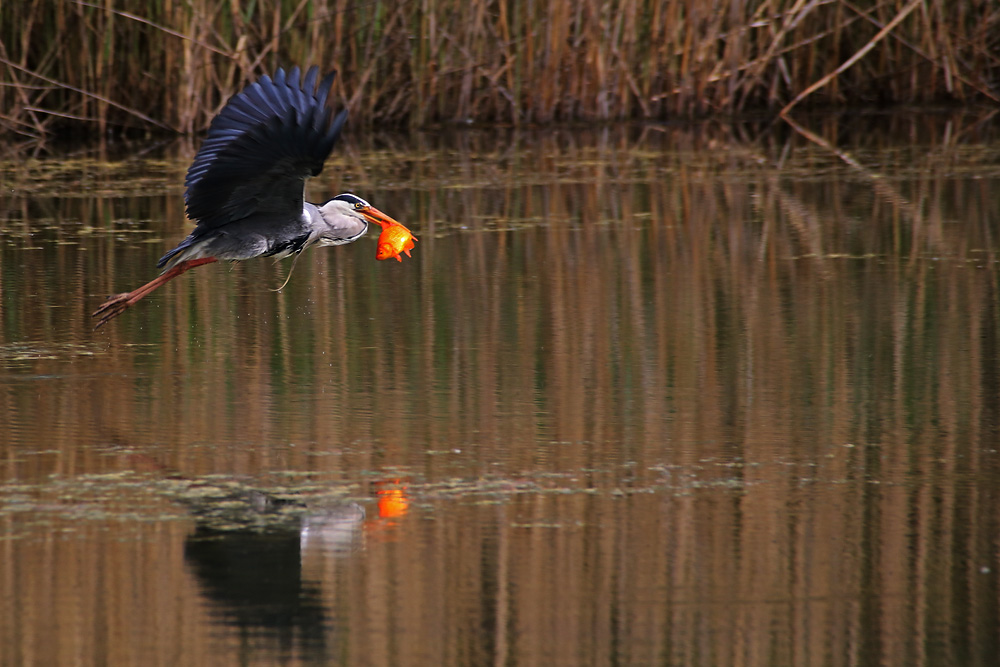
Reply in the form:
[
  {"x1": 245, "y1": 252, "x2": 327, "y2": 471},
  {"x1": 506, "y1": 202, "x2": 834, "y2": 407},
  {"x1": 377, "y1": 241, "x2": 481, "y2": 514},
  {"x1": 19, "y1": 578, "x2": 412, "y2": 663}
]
[
  {"x1": 376, "y1": 223, "x2": 417, "y2": 262},
  {"x1": 377, "y1": 488, "x2": 409, "y2": 519}
]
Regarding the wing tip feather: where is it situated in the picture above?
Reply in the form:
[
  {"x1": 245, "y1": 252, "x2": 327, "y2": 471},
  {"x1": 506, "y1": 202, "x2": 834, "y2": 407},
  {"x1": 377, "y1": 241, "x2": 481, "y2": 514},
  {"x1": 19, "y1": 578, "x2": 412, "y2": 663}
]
[{"x1": 184, "y1": 64, "x2": 348, "y2": 228}]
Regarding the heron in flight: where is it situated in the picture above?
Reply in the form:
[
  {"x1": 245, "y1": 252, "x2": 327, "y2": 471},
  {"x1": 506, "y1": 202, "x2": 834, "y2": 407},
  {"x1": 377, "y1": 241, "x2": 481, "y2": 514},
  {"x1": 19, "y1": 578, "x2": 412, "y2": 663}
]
[{"x1": 93, "y1": 66, "x2": 403, "y2": 329}]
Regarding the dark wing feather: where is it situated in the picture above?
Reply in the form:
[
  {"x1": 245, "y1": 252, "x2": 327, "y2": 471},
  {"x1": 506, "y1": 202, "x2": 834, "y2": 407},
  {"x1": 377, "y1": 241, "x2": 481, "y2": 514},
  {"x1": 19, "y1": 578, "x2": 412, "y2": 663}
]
[{"x1": 184, "y1": 66, "x2": 348, "y2": 230}]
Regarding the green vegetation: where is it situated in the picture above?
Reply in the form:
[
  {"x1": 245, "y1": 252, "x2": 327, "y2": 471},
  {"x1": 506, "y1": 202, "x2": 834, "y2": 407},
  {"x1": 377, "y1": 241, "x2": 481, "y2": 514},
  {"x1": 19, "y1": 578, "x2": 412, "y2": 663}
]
[{"x1": 2, "y1": 0, "x2": 999, "y2": 138}]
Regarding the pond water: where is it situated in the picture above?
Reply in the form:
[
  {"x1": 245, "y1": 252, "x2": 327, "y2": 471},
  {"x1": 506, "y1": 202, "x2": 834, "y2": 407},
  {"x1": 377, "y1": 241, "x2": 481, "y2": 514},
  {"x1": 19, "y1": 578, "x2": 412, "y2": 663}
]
[{"x1": 1, "y1": 115, "x2": 999, "y2": 666}]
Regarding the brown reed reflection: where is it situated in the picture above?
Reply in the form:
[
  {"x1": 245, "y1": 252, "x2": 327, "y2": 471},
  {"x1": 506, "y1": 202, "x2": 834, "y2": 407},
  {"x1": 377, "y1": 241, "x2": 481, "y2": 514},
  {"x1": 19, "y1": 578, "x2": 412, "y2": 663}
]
[{"x1": 0, "y1": 116, "x2": 999, "y2": 665}]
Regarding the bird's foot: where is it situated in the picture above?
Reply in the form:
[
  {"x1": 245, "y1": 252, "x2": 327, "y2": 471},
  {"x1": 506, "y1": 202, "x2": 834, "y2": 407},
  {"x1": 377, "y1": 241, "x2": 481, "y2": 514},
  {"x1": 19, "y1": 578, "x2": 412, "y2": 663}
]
[{"x1": 92, "y1": 292, "x2": 136, "y2": 330}]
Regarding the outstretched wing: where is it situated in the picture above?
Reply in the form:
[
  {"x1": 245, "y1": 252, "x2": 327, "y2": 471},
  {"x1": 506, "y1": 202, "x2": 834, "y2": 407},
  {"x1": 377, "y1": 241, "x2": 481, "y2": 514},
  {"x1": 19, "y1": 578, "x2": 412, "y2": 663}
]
[{"x1": 184, "y1": 66, "x2": 347, "y2": 230}]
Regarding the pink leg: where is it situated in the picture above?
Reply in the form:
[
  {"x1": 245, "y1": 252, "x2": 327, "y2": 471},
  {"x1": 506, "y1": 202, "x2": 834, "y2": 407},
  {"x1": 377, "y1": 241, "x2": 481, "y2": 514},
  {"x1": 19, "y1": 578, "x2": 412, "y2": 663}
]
[{"x1": 92, "y1": 257, "x2": 218, "y2": 329}]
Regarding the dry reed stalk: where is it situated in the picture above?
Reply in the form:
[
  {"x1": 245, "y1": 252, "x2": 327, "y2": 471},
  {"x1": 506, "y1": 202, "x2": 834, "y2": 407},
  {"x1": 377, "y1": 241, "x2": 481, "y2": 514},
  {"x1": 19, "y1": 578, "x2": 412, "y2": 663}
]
[
  {"x1": 0, "y1": 55, "x2": 173, "y2": 131},
  {"x1": 780, "y1": 0, "x2": 924, "y2": 117},
  {"x1": 1, "y1": 0, "x2": 999, "y2": 140}
]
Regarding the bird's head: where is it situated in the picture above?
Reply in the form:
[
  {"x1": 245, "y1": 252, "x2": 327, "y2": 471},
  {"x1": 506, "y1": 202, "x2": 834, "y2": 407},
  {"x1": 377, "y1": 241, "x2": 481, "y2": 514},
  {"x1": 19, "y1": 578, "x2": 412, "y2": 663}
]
[{"x1": 316, "y1": 193, "x2": 403, "y2": 245}]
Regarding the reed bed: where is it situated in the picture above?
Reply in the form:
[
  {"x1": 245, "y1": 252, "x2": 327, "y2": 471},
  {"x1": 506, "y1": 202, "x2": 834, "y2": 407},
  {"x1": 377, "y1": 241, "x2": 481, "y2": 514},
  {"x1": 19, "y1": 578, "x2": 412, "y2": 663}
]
[{"x1": 2, "y1": 0, "x2": 999, "y2": 139}]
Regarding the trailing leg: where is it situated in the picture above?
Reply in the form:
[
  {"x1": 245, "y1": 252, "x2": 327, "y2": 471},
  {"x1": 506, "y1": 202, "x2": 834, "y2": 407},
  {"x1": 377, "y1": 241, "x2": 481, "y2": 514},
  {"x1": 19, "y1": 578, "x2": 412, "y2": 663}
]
[{"x1": 92, "y1": 257, "x2": 218, "y2": 329}]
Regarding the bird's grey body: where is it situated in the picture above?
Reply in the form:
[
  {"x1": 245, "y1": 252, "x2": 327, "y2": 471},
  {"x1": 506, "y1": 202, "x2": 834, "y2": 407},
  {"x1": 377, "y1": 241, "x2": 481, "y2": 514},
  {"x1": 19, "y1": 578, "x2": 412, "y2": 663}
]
[
  {"x1": 159, "y1": 199, "x2": 371, "y2": 269},
  {"x1": 92, "y1": 66, "x2": 406, "y2": 328}
]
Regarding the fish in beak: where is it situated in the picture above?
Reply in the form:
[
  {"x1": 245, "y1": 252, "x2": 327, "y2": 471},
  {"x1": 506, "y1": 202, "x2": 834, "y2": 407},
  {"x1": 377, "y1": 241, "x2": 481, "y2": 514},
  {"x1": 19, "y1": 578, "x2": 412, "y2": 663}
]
[{"x1": 375, "y1": 223, "x2": 417, "y2": 262}]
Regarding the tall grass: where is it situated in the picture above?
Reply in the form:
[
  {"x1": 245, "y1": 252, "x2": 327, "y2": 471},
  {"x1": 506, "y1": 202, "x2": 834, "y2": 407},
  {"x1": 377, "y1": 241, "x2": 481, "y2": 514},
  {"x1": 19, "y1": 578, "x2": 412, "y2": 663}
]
[{"x1": 2, "y1": 0, "x2": 999, "y2": 139}]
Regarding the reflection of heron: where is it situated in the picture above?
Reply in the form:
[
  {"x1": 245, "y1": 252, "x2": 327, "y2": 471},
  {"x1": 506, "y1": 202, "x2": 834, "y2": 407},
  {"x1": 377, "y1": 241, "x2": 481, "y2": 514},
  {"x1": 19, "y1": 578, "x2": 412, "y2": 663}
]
[
  {"x1": 182, "y1": 489, "x2": 367, "y2": 658},
  {"x1": 93, "y1": 66, "x2": 404, "y2": 328},
  {"x1": 185, "y1": 526, "x2": 332, "y2": 653}
]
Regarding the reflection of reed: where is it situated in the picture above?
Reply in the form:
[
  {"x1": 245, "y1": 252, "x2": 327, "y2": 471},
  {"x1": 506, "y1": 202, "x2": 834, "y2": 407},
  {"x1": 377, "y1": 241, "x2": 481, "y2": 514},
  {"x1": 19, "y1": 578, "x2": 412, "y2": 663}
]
[{"x1": 1, "y1": 118, "x2": 999, "y2": 664}]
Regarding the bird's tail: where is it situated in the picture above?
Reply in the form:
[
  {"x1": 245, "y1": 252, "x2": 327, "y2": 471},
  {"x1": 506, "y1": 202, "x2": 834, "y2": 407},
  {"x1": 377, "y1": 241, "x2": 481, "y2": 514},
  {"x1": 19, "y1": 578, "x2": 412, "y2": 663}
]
[{"x1": 157, "y1": 234, "x2": 202, "y2": 271}]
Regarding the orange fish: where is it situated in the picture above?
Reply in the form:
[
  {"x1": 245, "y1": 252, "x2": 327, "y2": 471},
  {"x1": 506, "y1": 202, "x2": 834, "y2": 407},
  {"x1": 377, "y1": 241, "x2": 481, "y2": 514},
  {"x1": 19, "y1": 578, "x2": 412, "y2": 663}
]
[{"x1": 376, "y1": 222, "x2": 417, "y2": 262}]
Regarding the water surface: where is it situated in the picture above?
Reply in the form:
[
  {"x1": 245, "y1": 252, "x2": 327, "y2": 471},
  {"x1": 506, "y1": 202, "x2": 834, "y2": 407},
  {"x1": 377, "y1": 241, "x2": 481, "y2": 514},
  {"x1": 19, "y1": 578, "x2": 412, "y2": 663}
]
[{"x1": 2, "y1": 116, "x2": 999, "y2": 666}]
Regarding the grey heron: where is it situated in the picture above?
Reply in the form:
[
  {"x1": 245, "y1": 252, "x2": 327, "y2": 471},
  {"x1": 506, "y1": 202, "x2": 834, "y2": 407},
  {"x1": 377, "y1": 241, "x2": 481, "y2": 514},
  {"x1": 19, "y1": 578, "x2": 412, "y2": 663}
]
[{"x1": 93, "y1": 66, "x2": 403, "y2": 329}]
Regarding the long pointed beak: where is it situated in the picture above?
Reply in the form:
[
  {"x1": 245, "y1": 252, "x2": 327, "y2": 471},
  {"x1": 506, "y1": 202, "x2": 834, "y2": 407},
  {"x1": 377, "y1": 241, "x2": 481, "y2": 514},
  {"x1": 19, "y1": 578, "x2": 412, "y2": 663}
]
[{"x1": 361, "y1": 206, "x2": 407, "y2": 231}]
